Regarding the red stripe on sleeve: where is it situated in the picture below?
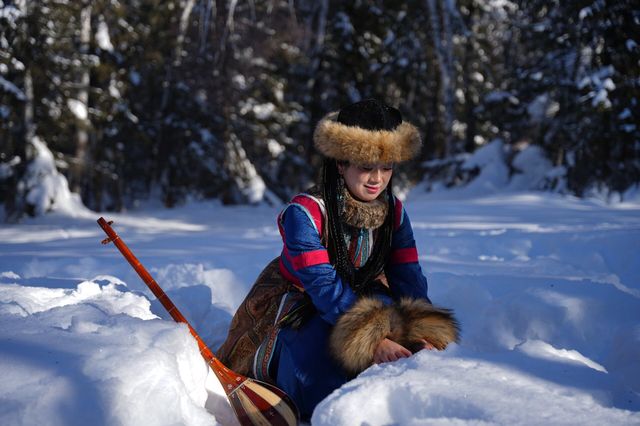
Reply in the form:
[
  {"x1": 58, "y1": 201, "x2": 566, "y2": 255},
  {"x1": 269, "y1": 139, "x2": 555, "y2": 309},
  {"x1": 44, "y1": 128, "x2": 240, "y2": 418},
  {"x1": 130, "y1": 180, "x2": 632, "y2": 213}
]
[
  {"x1": 290, "y1": 249, "x2": 330, "y2": 270},
  {"x1": 391, "y1": 247, "x2": 418, "y2": 264}
]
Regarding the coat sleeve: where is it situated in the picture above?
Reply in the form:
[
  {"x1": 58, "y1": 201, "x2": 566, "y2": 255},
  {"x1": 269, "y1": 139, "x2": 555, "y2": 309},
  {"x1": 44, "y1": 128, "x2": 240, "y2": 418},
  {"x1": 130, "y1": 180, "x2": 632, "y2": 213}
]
[
  {"x1": 279, "y1": 203, "x2": 358, "y2": 324},
  {"x1": 385, "y1": 199, "x2": 431, "y2": 303}
]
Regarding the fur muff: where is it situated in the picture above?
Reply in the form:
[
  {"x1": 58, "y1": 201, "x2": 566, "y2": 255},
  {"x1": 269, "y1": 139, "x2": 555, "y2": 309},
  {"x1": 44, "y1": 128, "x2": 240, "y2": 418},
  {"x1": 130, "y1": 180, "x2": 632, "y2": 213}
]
[
  {"x1": 329, "y1": 297, "x2": 393, "y2": 376},
  {"x1": 390, "y1": 298, "x2": 460, "y2": 353},
  {"x1": 314, "y1": 112, "x2": 422, "y2": 165},
  {"x1": 330, "y1": 296, "x2": 460, "y2": 376}
]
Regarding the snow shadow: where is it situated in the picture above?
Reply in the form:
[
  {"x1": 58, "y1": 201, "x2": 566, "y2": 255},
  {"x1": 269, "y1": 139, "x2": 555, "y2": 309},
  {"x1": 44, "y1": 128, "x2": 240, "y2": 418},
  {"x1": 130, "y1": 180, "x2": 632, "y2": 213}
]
[
  {"x1": 0, "y1": 339, "x2": 107, "y2": 425},
  {"x1": 149, "y1": 284, "x2": 233, "y2": 350},
  {"x1": 385, "y1": 385, "x2": 489, "y2": 423},
  {"x1": 431, "y1": 271, "x2": 640, "y2": 411}
]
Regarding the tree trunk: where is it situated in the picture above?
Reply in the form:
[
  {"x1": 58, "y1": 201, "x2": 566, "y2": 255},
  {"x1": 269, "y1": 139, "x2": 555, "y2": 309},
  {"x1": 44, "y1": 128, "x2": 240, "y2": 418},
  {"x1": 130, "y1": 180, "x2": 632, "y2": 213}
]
[
  {"x1": 5, "y1": 1, "x2": 34, "y2": 221},
  {"x1": 21, "y1": 0, "x2": 35, "y2": 147},
  {"x1": 71, "y1": 4, "x2": 92, "y2": 195},
  {"x1": 23, "y1": 70, "x2": 35, "y2": 146},
  {"x1": 175, "y1": 0, "x2": 197, "y2": 67},
  {"x1": 426, "y1": 0, "x2": 455, "y2": 157},
  {"x1": 462, "y1": 13, "x2": 476, "y2": 153}
]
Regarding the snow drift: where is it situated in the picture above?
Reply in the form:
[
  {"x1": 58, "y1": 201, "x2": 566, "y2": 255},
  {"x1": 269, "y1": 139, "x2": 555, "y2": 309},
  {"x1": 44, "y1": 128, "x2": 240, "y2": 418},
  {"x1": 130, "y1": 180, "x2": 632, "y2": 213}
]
[{"x1": 0, "y1": 189, "x2": 639, "y2": 425}]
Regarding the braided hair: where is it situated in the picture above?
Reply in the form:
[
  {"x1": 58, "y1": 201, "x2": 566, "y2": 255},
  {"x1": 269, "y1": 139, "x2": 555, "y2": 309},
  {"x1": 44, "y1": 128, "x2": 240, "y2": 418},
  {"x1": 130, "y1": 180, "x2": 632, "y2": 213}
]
[{"x1": 322, "y1": 158, "x2": 394, "y2": 295}]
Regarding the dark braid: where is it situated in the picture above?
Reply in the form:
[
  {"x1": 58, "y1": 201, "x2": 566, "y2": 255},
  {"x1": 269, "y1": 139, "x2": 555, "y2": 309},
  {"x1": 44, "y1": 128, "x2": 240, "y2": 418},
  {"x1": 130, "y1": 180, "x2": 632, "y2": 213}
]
[{"x1": 322, "y1": 159, "x2": 394, "y2": 294}]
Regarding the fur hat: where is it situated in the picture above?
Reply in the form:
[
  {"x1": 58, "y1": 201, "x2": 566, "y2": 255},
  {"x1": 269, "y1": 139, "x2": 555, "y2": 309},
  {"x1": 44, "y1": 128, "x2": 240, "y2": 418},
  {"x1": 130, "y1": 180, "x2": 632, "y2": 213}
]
[
  {"x1": 329, "y1": 297, "x2": 459, "y2": 376},
  {"x1": 313, "y1": 99, "x2": 422, "y2": 165}
]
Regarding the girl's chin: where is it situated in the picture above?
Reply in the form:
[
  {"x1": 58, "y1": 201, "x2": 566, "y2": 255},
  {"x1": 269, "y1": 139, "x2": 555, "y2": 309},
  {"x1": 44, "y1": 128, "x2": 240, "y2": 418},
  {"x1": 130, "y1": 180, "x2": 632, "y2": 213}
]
[{"x1": 354, "y1": 191, "x2": 379, "y2": 202}]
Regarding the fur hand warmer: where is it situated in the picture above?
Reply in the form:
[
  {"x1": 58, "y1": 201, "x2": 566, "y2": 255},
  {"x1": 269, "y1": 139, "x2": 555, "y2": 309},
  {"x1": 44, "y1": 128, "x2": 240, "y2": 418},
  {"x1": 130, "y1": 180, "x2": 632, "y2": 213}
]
[{"x1": 329, "y1": 297, "x2": 460, "y2": 376}]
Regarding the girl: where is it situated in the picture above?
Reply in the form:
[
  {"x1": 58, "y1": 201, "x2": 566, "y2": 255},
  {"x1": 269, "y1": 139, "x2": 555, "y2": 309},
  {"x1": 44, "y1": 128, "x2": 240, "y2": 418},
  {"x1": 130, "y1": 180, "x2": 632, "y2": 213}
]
[{"x1": 217, "y1": 99, "x2": 459, "y2": 420}]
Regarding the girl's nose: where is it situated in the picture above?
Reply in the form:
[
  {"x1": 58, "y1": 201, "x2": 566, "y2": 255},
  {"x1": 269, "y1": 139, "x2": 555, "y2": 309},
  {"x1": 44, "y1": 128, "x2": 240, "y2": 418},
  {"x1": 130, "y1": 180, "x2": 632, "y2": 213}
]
[{"x1": 369, "y1": 168, "x2": 382, "y2": 183}]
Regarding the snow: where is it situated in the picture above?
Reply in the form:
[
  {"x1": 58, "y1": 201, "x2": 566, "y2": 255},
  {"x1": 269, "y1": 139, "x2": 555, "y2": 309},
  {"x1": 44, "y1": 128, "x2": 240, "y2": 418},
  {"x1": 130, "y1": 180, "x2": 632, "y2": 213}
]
[
  {"x1": 527, "y1": 93, "x2": 559, "y2": 121},
  {"x1": 96, "y1": 20, "x2": 114, "y2": 52},
  {"x1": 509, "y1": 144, "x2": 566, "y2": 191},
  {"x1": 619, "y1": 108, "x2": 632, "y2": 120},
  {"x1": 335, "y1": 12, "x2": 354, "y2": 35},
  {"x1": 592, "y1": 88, "x2": 611, "y2": 108},
  {"x1": 267, "y1": 139, "x2": 285, "y2": 157},
  {"x1": 579, "y1": 7, "x2": 593, "y2": 20},
  {"x1": 0, "y1": 277, "x2": 156, "y2": 319},
  {"x1": 530, "y1": 71, "x2": 543, "y2": 81},
  {"x1": 108, "y1": 79, "x2": 121, "y2": 99},
  {"x1": 1, "y1": 184, "x2": 639, "y2": 424},
  {"x1": 239, "y1": 100, "x2": 277, "y2": 120},
  {"x1": 459, "y1": 139, "x2": 510, "y2": 193},
  {"x1": 0, "y1": 3, "x2": 22, "y2": 27},
  {"x1": 67, "y1": 98, "x2": 88, "y2": 121},
  {"x1": 21, "y1": 137, "x2": 90, "y2": 217},
  {"x1": 129, "y1": 70, "x2": 141, "y2": 86},
  {"x1": 0, "y1": 75, "x2": 27, "y2": 101},
  {"x1": 0, "y1": 155, "x2": 20, "y2": 179},
  {"x1": 232, "y1": 74, "x2": 247, "y2": 90},
  {"x1": 484, "y1": 90, "x2": 518, "y2": 104},
  {"x1": 314, "y1": 349, "x2": 636, "y2": 425}
]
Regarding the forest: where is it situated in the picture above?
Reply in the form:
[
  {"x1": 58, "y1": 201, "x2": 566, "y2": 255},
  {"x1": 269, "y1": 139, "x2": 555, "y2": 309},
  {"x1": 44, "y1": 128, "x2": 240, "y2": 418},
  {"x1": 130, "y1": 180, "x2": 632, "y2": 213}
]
[{"x1": 1, "y1": 0, "x2": 638, "y2": 220}]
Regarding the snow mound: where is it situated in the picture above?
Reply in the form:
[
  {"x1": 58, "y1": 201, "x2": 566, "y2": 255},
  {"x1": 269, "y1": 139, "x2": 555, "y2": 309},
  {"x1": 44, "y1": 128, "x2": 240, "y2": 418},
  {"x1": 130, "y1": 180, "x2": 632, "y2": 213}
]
[
  {"x1": 21, "y1": 137, "x2": 90, "y2": 217},
  {"x1": 152, "y1": 263, "x2": 245, "y2": 314},
  {"x1": 0, "y1": 275, "x2": 156, "y2": 319},
  {"x1": 313, "y1": 350, "x2": 638, "y2": 425},
  {"x1": 0, "y1": 274, "x2": 229, "y2": 426}
]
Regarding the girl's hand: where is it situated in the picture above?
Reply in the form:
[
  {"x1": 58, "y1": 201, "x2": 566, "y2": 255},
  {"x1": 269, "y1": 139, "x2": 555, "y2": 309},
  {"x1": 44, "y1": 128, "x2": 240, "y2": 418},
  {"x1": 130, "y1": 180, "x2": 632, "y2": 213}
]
[
  {"x1": 421, "y1": 339, "x2": 435, "y2": 350},
  {"x1": 373, "y1": 338, "x2": 412, "y2": 364}
]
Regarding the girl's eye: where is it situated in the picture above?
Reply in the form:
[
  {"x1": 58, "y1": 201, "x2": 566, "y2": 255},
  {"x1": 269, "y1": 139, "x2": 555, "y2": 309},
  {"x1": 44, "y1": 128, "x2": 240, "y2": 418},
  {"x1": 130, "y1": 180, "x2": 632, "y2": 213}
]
[{"x1": 357, "y1": 164, "x2": 393, "y2": 172}]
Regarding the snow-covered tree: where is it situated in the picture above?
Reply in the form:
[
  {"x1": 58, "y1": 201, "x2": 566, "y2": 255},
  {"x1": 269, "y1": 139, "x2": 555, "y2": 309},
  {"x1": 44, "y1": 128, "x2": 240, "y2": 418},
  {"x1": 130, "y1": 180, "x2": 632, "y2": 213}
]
[
  {"x1": 2, "y1": 0, "x2": 639, "y2": 217},
  {"x1": 502, "y1": 0, "x2": 639, "y2": 196}
]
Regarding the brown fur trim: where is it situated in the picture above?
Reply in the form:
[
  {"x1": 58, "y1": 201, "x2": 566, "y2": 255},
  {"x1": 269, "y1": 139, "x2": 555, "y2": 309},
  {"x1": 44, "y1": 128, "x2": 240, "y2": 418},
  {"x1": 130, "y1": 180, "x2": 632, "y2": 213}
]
[
  {"x1": 330, "y1": 296, "x2": 460, "y2": 376},
  {"x1": 313, "y1": 112, "x2": 422, "y2": 164},
  {"x1": 329, "y1": 297, "x2": 392, "y2": 376},
  {"x1": 342, "y1": 188, "x2": 388, "y2": 229},
  {"x1": 392, "y1": 298, "x2": 460, "y2": 353}
]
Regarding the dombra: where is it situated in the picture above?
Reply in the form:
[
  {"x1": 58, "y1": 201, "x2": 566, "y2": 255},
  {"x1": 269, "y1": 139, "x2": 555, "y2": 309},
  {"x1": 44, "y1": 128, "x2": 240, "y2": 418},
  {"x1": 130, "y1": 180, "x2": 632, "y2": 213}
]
[{"x1": 97, "y1": 217, "x2": 300, "y2": 426}]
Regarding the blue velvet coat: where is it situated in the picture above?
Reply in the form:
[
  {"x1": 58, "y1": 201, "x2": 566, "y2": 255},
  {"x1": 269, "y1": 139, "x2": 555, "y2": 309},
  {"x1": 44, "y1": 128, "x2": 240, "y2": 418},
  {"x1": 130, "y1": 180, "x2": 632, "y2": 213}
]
[{"x1": 271, "y1": 192, "x2": 430, "y2": 419}]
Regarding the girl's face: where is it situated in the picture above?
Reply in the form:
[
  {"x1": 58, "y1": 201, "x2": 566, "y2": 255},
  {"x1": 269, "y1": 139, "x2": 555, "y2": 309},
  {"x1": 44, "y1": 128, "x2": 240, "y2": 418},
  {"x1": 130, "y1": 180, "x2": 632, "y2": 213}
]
[{"x1": 338, "y1": 162, "x2": 393, "y2": 202}]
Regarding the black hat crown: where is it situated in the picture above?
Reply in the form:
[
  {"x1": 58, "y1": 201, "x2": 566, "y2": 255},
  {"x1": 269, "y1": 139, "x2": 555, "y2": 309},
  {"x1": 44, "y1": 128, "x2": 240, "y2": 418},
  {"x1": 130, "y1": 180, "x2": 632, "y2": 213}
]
[{"x1": 337, "y1": 99, "x2": 402, "y2": 131}]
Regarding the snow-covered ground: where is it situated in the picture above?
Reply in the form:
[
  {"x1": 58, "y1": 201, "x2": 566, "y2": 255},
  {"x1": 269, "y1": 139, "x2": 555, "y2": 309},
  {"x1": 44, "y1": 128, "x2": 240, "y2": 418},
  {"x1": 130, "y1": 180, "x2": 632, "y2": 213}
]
[{"x1": 1, "y1": 189, "x2": 639, "y2": 425}]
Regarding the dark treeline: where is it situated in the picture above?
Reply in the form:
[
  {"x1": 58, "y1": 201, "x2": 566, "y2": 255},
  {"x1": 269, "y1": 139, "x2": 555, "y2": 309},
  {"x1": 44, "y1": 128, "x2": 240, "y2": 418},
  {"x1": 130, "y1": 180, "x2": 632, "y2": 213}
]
[{"x1": 1, "y1": 0, "x2": 638, "y2": 219}]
